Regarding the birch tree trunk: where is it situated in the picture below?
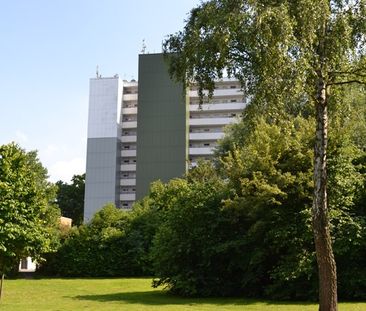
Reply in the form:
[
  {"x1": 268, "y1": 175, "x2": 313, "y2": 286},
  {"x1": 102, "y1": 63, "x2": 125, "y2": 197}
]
[
  {"x1": 313, "y1": 77, "x2": 338, "y2": 311},
  {"x1": 0, "y1": 273, "x2": 4, "y2": 302}
]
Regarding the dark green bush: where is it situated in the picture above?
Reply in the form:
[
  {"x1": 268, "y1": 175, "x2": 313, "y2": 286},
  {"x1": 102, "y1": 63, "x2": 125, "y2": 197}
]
[{"x1": 39, "y1": 203, "x2": 160, "y2": 277}]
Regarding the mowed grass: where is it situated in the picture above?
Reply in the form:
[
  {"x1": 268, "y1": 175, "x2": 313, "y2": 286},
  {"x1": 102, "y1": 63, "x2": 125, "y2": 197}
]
[{"x1": 0, "y1": 278, "x2": 365, "y2": 311}]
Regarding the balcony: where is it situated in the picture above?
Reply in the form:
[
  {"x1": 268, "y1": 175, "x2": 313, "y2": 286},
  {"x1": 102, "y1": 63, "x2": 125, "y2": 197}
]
[
  {"x1": 121, "y1": 135, "x2": 137, "y2": 143},
  {"x1": 121, "y1": 121, "x2": 137, "y2": 129},
  {"x1": 189, "y1": 102, "x2": 246, "y2": 112},
  {"x1": 123, "y1": 93, "x2": 138, "y2": 101},
  {"x1": 120, "y1": 179, "x2": 136, "y2": 186},
  {"x1": 121, "y1": 150, "x2": 136, "y2": 157},
  {"x1": 120, "y1": 164, "x2": 136, "y2": 171},
  {"x1": 189, "y1": 132, "x2": 224, "y2": 141},
  {"x1": 120, "y1": 193, "x2": 136, "y2": 201},
  {"x1": 189, "y1": 88, "x2": 243, "y2": 98},
  {"x1": 189, "y1": 117, "x2": 237, "y2": 126},
  {"x1": 189, "y1": 147, "x2": 215, "y2": 155},
  {"x1": 122, "y1": 107, "x2": 138, "y2": 115},
  {"x1": 122, "y1": 81, "x2": 138, "y2": 88}
]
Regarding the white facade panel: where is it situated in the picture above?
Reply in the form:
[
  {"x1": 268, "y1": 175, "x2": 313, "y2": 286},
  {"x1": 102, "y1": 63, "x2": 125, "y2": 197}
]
[
  {"x1": 120, "y1": 193, "x2": 136, "y2": 201},
  {"x1": 189, "y1": 132, "x2": 224, "y2": 140},
  {"x1": 87, "y1": 77, "x2": 122, "y2": 139},
  {"x1": 121, "y1": 164, "x2": 137, "y2": 171},
  {"x1": 189, "y1": 147, "x2": 215, "y2": 155}
]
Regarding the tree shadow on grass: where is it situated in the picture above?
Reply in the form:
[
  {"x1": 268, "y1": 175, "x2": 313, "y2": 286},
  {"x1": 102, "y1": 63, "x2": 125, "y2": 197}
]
[{"x1": 72, "y1": 290, "x2": 314, "y2": 307}]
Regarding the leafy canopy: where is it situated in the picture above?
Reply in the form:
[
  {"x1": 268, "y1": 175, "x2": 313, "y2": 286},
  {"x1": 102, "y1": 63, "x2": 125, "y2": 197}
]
[
  {"x1": 164, "y1": 0, "x2": 366, "y2": 104},
  {"x1": 0, "y1": 143, "x2": 60, "y2": 274}
]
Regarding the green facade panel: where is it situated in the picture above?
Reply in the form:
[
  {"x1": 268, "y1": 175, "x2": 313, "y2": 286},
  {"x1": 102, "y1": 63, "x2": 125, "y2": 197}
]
[{"x1": 136, "y1": 53, "x2": 188, "y2": 200}]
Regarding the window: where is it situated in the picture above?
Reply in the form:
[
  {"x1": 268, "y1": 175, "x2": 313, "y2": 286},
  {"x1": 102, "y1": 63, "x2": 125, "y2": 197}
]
[
  {"x1": 231, "y1": 99, "x2": 237, "y2": 102},
  {"x1": 204, "y1": 143, "x2": 210, "y2": 146},
  {"x1": 123, "y1": 160, "x2": 129, "y2": 163},
  {"x1": 123, "y1": 145, "x2": 130, "y2": 149},
  {"x1": 21, "y1": 258, "x2": 28, "y2": 270},
  {"x1": 230, "y1": 85, "x2": 236, "y2": 89}
]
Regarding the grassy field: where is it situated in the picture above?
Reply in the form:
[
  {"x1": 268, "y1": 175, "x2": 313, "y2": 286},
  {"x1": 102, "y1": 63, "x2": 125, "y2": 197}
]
[{"x1": 0, "y1": 277, "x2": 365, "y2": 311}]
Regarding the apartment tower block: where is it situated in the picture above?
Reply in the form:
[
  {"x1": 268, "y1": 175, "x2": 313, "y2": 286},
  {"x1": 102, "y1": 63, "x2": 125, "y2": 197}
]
[{"x1": 84, "y1": 54, "x2": 246, "y2": 221}]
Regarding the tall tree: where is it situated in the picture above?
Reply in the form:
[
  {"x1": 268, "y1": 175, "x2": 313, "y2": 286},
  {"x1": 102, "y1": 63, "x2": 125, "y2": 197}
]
[
  {"x1": 163, "y1": 1, "x2": 366, "y2": 310},
  {"x1": 56, "y1": 174, "x2": 85, "y2": 226},
  {"x1": 0, "y1": 143, "x2": 60, "y2": 300}
]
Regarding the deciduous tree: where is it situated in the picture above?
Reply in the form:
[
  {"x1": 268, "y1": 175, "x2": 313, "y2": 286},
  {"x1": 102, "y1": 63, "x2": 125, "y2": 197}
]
[
  {"x1": 163, "y1": 1, "x2": 365, "y2": 309},
  {"x1": 0, "y1": 143, "x2": 60, "y2": 300},
  {"x1": 56, "y1": 174, "x2": 85, "y2": 226}
]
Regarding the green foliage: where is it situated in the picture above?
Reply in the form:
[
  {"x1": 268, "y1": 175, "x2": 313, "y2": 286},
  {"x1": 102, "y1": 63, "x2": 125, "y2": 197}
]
[
  {"x1": 39, "y1": 90, "x2": 365, "y2": 300},
  {"x1": 40, "y1": 203, "x2": 160, "y2": 277},
  {"x1": 151, "y1": 175, "x2": 235, "y2": 296},
  {"x1": 0, "y1": 143, "x2": 60, "y2": 275},
  {"x1": 150, "y1": 117, "x2": 317, "y2": 298},
  {"x1": 150, "y1": 109, "x2": 366, "y2": 299},
  {"x1": 56, "y1": 174, "x2": 85, "y2": 226},
  {"x1": 164, "y1": 0, "x2": 366, "y2": 103},
  {"x1": 40, "y1": 86, "x2": 366, "y2": 300},
  {"x1": 163, "y1": 1, "x2": 365, "y2": 307},
  {"x1": 220, "y1": 117, "x2": 316, "y2": 299}
]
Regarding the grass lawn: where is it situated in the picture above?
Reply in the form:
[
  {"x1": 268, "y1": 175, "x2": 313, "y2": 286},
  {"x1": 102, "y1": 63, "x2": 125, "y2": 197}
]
[{"x1": 0, "y1": 277, "x2": 365, "y2": 311}]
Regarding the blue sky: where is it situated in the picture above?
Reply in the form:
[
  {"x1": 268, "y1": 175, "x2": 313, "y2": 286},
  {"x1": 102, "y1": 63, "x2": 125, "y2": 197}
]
[{"x1": 0, "y1": 0, "x2": 200, "y2": 182}]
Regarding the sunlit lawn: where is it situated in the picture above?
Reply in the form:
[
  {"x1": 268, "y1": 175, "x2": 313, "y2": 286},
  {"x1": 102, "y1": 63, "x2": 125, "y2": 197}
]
[{"x1": 0, "y1": 277, "x2": 365, "y2": 311}]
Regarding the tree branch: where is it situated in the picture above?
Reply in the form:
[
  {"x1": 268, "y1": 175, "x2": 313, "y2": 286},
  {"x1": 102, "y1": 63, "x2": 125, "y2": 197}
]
[
  {"x1": 327, "y1": 80, "x2": 366, "y2": 86},
  {"x1": 329, "y1": 67, "x2": 366, "y2": 77}
]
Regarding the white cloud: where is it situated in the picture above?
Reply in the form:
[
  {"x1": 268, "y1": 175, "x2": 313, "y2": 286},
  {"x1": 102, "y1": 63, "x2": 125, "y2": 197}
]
[{"x1": 47, "y1": 157, "x2": 85, "y2": 183}]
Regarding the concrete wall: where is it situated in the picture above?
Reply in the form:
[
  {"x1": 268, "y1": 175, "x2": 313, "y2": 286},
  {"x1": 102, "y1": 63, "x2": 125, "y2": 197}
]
[
  {"x1": 136, "y1": 54, "x2": 188, "y2": 200},
  {"x1": 84, "y1": 137, "x2": 120, "y2": 221},
  {"x1": 84, "y1": 77, "x2": 122, "y2": 222}
]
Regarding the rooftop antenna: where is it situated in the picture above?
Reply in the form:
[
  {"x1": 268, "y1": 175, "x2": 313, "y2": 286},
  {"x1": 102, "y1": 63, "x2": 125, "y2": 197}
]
[
  {"x1": 141, "y1": 39, "x2": 147, "y2": 54},
  {"x1": 96, "y1": 65, "x2": 102, "y2": 78}
]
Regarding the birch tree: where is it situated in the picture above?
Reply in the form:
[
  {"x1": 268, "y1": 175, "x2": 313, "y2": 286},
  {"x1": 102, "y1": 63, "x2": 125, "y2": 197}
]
[{"x1": 163, "y1": 1, "x2": 366, "y2": 310}]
